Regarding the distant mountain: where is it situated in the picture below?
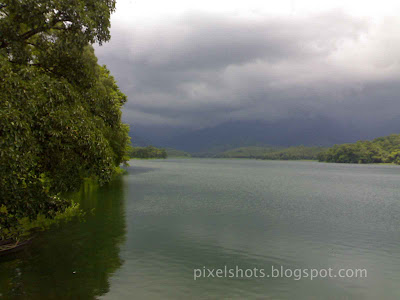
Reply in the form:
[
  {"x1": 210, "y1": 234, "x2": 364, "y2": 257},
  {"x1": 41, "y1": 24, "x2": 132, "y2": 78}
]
[
  {"x1": 128, "y1": 116, "x2": 400, "y2": 154},
  {"x1": 129, "y1": 133, "x2": 153, "y2": 147},
  {"x1": 162, "y1": 117, "x2": 360, "y2": 152},
  {"x1": 371, "y1": 116, "x2": 400, "y2": 139}
]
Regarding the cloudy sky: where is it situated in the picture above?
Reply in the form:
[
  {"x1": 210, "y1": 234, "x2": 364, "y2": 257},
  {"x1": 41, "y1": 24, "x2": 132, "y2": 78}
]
[{"x1": 95, "y1": 0, "x2": 400, "y2": 135}]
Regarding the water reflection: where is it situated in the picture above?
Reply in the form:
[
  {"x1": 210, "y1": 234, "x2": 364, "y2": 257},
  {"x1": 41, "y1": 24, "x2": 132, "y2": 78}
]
[
  {"x1": 102, "y1": 159, "x2": 400, "y2": 299},
  {"x1": 0, "y1": 177, "x2": 126, "y2": 299},
  {"x1": 2, "y1": 159, "x2": 400, "y2": 299}
]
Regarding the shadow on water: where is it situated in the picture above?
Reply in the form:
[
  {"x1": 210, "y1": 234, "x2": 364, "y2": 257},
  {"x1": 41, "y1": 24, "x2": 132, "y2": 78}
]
[{"x1": 0, "y1": 176, "x2": 127, "y2": 299}]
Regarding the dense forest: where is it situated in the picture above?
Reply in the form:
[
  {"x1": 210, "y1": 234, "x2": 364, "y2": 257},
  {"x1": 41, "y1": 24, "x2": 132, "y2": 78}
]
[
  {"x1": 318, "y1": 134, "x2": 400, "y2": 164},
  {"x1": 215, "y1": 146, "x2": 327, "y2": 160},
  {"x1": 166, "y1": 148, "x2": 192, "y2": 158},
  {"x1": 0, "y1": 0, "x2": 130, "y2": 239},
  {"x1": 130, "y1": 146, "x2": 167, "y2": 159}
]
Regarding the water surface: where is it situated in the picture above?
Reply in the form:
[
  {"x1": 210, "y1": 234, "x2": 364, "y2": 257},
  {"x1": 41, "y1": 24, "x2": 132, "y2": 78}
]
[{"x1": 1, "y1": 159, "x2": 400, "y2": 299}]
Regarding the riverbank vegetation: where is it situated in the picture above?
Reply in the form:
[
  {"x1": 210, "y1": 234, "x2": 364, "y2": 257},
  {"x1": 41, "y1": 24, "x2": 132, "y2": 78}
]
[
  {"x1": 215, "y1": 146, "x2": 327, "y2": 160},
  {"x1": 0, "y1": 0, "x2": 130, "y2": 240},
  {"x1": 130, "y1": 146, "x2": 167, "y2": 159},
  {"x1": 317, "y1": 134, "x2": 400, "y2": 164},
  {"x1": 166, "y1": 148, "x2": 192, "y2": 158}
]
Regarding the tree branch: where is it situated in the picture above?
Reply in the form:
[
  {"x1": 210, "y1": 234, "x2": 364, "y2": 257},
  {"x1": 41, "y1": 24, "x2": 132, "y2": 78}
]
[
  {"x1": 0, "y1": 40, "x2": 8, "y2": 49},
  {"x1": 19, "y1": 13, "x2": 65, "y2": 41}
]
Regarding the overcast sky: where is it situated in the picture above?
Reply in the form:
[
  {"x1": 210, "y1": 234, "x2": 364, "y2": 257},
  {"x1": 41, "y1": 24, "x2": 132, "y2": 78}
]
[{"x1": 95, "y1": 0, "x2": 400, "y2": 131}]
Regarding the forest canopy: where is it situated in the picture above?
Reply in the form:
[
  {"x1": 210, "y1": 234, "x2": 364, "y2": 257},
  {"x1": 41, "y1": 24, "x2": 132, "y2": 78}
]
[
  {"x1": 215, "y1": 146, "x2": 326, "y2": 160},
  {"x1": 130, "y1": 146, "x2": 167, "y2": 159},
  {"x1": 318, "y1": 134, "x2": 400, "y2": 164},
  {"x1": 0, "y1": 0, "x2": 130, "y2": 239}
]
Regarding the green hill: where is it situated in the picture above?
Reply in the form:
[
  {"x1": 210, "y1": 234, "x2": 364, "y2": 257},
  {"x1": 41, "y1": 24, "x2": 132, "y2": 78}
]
[
  {"x1": 166, "y1": 148, "x2": 192, "y2": 158},
  {"x1": 130, "y1": 146, "x2": 167, "y2": 159},
  {"x1": 318, "y1": 134, "x2": 400, "y2": 164},
  {"x1": 216, "y1": 146, "x2": 326, "y2": 160}
]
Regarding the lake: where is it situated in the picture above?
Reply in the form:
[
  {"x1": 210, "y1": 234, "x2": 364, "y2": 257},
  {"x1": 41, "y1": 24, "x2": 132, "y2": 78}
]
[{"x1": 1, "y1": 159, "x2": 400, "y2": 299}]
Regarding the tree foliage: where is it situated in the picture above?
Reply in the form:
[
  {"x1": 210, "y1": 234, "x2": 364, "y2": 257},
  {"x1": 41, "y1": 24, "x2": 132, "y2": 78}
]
[
  {"x1": 0, "y1": 0, "x2": 130, "y2": 239},
  {"x1": 216, "y1": 146, "x2": 326, "y2": 160},
  {"x1": 165, "y1": 148, "x2": 191, "y2": 158},
  {"x1": 130, "y1": 146, "x2": 167, "y2": 159},
  {"x1": 0, "y1": 0, "x2": 115, "y2": 60},
  {"x1": 318, "y1": 134, "x2": 400, "y2": 164}
]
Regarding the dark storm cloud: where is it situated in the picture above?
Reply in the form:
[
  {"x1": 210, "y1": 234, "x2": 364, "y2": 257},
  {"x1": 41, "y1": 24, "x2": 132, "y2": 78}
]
[{"x1": 95, "y1": 10, "x2": 400, "y2": 129}]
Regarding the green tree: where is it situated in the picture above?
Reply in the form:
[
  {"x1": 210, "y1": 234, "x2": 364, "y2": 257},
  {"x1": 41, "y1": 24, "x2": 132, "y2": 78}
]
[
  {"x1": 0, "y1": 0, "x2": 130, "y2": 239},
  {"x1": 318, "y1": 134, "x2": 400, "y2": 164}
]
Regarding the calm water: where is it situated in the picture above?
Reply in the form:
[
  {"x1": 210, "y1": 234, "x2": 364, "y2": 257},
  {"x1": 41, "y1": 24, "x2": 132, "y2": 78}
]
[{"x1": 1, "y1": 159, "x2": 400, "y2": 299}]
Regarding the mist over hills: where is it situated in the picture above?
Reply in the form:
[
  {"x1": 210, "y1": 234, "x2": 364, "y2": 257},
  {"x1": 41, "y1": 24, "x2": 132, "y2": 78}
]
[
  {"x1": 128, "y1": 115, "x2": 400, "y2": 153},
  {"x1": 128, "y1": 116, "x2": 396, "y2": 153},
  {"x1": 162, "y1": 118, "x2": 350, "y2": 152},
  {"x1": 97, "y1": 3, "x2": 400, "y2": 157}
]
